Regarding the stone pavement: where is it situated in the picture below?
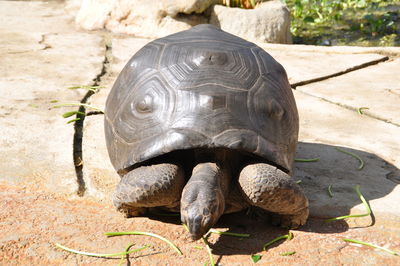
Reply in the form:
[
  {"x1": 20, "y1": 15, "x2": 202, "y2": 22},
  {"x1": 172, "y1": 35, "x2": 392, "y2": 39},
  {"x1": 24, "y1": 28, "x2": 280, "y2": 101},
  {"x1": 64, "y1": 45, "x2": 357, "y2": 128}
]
[{"x1": 0, "y1": 1, "x2": 399, "y2": 265}]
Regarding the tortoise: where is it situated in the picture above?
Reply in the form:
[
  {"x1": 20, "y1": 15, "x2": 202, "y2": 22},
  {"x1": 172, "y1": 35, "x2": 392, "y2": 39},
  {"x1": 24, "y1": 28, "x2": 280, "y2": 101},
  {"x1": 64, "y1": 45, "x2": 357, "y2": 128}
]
[{"x1": 104, "y1": 24, "x2": 309, "y2": 240}]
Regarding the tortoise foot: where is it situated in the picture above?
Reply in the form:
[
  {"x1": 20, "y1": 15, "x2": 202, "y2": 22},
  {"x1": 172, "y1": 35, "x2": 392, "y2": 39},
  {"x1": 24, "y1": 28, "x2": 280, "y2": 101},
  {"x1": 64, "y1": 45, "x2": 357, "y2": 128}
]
[
  {"x1": 271, "y1": 207, "x2": 309, "y2": 229},
  {"x1": 238, "y1": 163, "x2": 309, "y2": 228},
  {"x1": 117, "y1": 206, "x2": 147, "y2": 218},
  {"x1": 113, "y1": 163, "x2": 185, "y2": 213}
]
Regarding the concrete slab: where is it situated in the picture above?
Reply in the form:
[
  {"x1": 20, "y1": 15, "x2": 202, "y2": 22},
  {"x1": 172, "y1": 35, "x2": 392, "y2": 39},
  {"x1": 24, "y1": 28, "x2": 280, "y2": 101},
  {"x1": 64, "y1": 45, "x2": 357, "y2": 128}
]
[
  {"x1": 84, "y1": 87, "x2": 400, "y2": 220},
  {"x1": 260, "y1": 47, "x2": 388, "y2": 85},
  {"x1": 1, "y1": 0, "x2": 400, "y2": 264},
  {"x1": 294, "y1": 91, "x2": 400, "y2": 221},
  {"x1": 103, "y1": 37, "x2": 390, "y2": 87},
  {"x1": 0, "y1": 0, "x2": 105, "y2": 195},
  {"x1": 0, "y1": 0, "x2": 77, "y2": 34},
  {"x1": 295, "y1": 90, "x2": 400, "y2": 169},
  {"x1": 297, "y1": 58, "x2": 400, "y2": 126}
]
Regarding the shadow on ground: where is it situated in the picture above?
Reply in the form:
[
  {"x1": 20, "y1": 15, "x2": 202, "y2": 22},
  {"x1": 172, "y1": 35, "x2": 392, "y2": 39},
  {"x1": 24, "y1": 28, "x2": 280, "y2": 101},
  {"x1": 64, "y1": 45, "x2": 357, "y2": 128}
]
[
  {"x1": 295, "y1": 142, "x2": 399, "y2": 218},
  {"x1": 136, "y1": 141, "x2": 398, "y2": 255}
]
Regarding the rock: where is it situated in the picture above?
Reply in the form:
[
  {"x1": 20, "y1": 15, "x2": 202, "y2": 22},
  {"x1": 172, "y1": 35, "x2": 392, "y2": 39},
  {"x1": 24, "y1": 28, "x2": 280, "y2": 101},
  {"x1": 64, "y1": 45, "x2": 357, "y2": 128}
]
[
  {"x1": 162, "y1": 0, "x2": 220, "y2": 16},
  {"x1": 75, "y1": 0, "x2": 115, "y2": 30},
  {"x1": 74, "y1": 0, "x2": 214, "y2": 38},
  {"x1": 210, "y1": 0, "x2": 292, "y2": 44},
  {"x1": 72, "y1": 0, "x2": 291, "y2": 43}
]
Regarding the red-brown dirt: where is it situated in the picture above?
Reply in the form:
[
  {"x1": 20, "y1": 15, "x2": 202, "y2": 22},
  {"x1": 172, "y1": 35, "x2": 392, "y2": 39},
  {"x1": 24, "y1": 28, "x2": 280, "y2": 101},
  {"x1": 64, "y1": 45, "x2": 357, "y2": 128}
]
[{"x1": 1, "y1": 183, "x2": 399, "y2": 265}]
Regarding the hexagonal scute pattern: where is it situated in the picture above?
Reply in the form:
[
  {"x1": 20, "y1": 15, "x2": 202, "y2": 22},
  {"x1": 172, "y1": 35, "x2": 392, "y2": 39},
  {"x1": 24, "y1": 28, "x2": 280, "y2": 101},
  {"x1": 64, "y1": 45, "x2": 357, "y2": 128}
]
[{"x1": 105, "y1": 24, "x2": 298, "y2": 174}]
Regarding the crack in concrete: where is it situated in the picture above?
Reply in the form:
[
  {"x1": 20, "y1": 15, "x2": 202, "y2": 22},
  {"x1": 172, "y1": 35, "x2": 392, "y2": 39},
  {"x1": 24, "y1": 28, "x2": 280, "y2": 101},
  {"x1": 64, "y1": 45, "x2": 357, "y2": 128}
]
[
  {"x1": 297, "y1": 89, "x2": 400, "y2": 128},
  {"x1": 2, "y1": 33, "x2": 53, "y2": 55},
  {"x1": 39, "y1": 33, "x2": 52, "y2": 50},
  {"x1": 291, "y1": 56, "x2": 399, "y2": 127},
  {"x1": 67, "y1": 36, "x2": 395, "y2": 196},
  {"x1": 290, "y1": 56, "x2": 389, "y2": 89},
  {"x1": 73, "y1": 35, "x2": 112, "y2": 196}
]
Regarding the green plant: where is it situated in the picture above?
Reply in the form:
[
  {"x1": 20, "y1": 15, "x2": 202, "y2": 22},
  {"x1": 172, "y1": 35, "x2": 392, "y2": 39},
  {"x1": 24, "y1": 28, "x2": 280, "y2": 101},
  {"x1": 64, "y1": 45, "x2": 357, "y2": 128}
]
[
  {"x1": 263, "y1": 231, "x2": 293, "y2": 251},
  {"x1": 335, "y1": 147, "x2": 364, "y2": 170},
  {"x1": 55, "y1": 243, "x2": 148, "y2": 258},
  {"x1": 105, "y1": 231, "x2": 183, "y2": 255},
  {"x1": 284, "y1": 0, "x2": 399, "y2": 46},
  {"x1": 343, "y1": 238, "x2": 399, "y2": 256},
  {"x1": 361, "y1": 12, "x2": 398, "y2": 36},
  {"x1": 325, "y1": 185, "x2": 371, "y2": 222},
  {"x1": 222, "y1": 0, "x2": 263, "y2": 9},
  {"x1": 251, "y1": 254, "x2": 262, "y2": 263}
]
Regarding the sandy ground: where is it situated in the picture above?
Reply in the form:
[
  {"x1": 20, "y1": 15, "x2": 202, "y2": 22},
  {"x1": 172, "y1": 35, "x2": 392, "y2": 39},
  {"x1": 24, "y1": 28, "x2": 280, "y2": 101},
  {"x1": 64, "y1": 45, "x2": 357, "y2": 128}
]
[{"x1": 1, "y1": 1, "x2": 399, "y2": 265}]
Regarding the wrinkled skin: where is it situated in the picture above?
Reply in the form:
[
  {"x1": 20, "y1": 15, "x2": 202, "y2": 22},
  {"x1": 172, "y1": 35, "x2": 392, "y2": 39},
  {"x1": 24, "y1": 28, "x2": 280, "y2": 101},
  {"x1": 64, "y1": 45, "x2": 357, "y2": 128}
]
[{"x1": 114, "y1": 149, "x2": 308, "y2": 240}]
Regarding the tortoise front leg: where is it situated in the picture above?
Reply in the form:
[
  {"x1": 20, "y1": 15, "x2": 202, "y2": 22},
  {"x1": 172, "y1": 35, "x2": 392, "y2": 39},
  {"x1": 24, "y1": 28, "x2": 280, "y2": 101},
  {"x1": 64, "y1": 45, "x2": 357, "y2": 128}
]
[
  {"x1": 238, "y1": 163, "x2": 309, "y2": 228},
  {"x1": 113, "y1": 163, "x2": 185, "y2": 217}
]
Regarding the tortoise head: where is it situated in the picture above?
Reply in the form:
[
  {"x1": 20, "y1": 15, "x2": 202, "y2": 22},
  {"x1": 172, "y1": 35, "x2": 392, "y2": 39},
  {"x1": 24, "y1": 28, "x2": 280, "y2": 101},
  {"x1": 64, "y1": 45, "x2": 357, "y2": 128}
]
[{"x1": 180, "y1": 162, "x2": 227, "y2": 240}]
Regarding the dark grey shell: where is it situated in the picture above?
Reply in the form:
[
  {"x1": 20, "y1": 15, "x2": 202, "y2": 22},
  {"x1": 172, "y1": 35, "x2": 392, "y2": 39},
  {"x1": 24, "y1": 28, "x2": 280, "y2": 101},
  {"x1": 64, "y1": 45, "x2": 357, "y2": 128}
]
[{"x1": 105, "y1": 24, "x2": 298, "y2": 175}]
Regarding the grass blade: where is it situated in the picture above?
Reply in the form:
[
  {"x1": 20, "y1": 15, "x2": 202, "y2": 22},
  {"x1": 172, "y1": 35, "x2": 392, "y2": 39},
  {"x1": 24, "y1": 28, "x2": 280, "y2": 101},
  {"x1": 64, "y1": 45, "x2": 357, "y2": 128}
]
[
  {"x1": 182, "y1": 224, "x2": 215, "y2": 265},
  {"x1": 104, "y1": 231, "x2": 182, "y2": 255},
  {"x1": 357, "y1": 107, "x2": 369, "y2": 115},
  {"x1": 62, "y1": 111, "x2": 85, "y2": 118},
  {"x1": 202, "y1": 237, "x2": 215, "y2": 266},
  {"x1": 325, "y1": 185, "x2": 371, "y2": 222},
  {"x1": 52, "y1": 102, "x2": 104, "y2": 113},
  {"x1": 55, "y1": 243, "x2": 148, "y2": 258},
  {"x1": 327, "y1": 185, "x2": 334, "y2": 198},
  {"x1": 335, "y1": 147, "x2": 364, "y2": 170},
  {"x1": 118, "y1": 243, "x2": 142, "y2": 266},
  {"x1": 67, "y1": 118, "x2": 81, "y2": 124},
  {"x1": 355, "y1": 184, "x2": 371, "y2": 215},
  {"x1": 280, "y1": 251, "x2": 296, "y2": 256},
  {"x1": 209, "y1": 229, "x2": 250, "y2": 238},
  {"x1": 295, "y1": 158, "x2": 319, "y2": 162},
  {"x1": 68, "y1": 85, "x2": 104, "y2": 93},
  {"x1": 263, "y1": 231, "x2": 293, "y2": 251},
  {"x1": 343, "y1": 238, "x2": 398, "y2": 256},
  {"x1": 251, "y1": 254, "x2": 262, "y2": 263}
]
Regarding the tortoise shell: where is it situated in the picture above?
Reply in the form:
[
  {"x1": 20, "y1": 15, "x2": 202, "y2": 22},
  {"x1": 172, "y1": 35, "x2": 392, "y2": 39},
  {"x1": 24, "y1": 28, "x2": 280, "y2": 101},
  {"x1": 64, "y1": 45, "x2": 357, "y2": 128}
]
[{"x1": 105, "y1": 24, "x2": 298, "y2": 175}]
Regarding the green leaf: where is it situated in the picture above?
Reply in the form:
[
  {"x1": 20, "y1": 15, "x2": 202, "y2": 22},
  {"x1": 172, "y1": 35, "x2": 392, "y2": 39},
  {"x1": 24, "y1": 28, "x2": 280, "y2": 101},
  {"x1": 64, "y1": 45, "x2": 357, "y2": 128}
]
[
  {"x1": 357, "y1": 107, "x2": 369, "y2": 115},
  {"x1": 52, "y1": 102, "x2": 104, "y2": 113},
  {"x1": 280, "y1": 251, "x2": 296, "y2": 256},
  {"x1": 295, "y1": 158, "x2": 319, "y2": 162},
  {"x1": 335, "y1": 147, "x2": 364, "y2": 170},
  {"x1": 202, "y1": 237, "x2": 215, "y2": 266},
  {"x1": 327, "y1": 184, "x2": 334, "y2": 198},
  {"x1": 343, "y1": 238, "x2": 398, "y2": 256},
  {"x1": 303, "y1": 16, "x2": 315, "y2": 23},
  {"x1": 55, "y1": 243, "x2": 148, "y2": 258},
  {"x1": 67, "y1": 118, "x2": 81, "y2": 124},
  {"x1": 251, "y1": 254, "x2": 262, "y2": 263},
  {"x1": 68, "y1": 85, "x2": 104, "y2": 93},
  {"x1": 263, "y1": 231, "x2": 293, "y2": 251},
  {"x1": 209, "y1": 229, "x2": 250, "y2": 238},
  {"x1": 105, "y1": 231, "x2": 183, "y2": 255},
  {"x1": 62, "y1": 111, "x2": 85, "y2": 118},
  {"x1": 325, "y1": 185, "x2": 371, "y2": 222}
]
